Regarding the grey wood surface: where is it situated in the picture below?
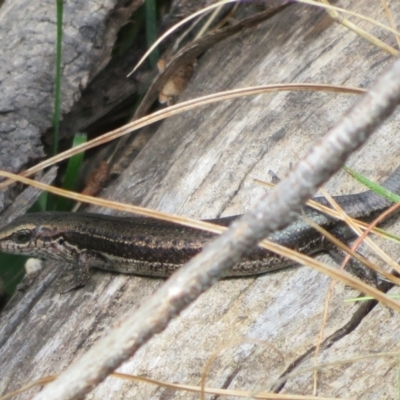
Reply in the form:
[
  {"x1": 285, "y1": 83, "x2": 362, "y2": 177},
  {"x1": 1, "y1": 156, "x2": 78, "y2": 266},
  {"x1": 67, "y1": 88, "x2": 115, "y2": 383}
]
[
  {"x1": 2, "y1": 1, "x2": 400, "y2": 399},
  {"x1": 0, "y1": 0, "x2": 141, "y2": 208}
]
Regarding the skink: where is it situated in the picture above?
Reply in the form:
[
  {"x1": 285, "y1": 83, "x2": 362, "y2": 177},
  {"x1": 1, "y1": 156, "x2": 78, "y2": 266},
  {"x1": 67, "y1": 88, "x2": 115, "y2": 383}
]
[{"x1": 0, "y1": 167, "x2": 399, "y2": 288}]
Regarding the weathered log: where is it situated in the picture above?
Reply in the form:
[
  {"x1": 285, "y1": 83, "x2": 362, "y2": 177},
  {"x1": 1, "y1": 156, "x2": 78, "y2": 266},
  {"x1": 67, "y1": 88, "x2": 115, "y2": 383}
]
[{"x1": 1, "y1": 2, "x2": 400, "y2": 399}]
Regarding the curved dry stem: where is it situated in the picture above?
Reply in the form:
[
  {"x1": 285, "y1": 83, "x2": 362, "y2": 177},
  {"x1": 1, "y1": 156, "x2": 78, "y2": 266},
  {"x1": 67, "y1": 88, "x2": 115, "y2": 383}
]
[{"x1": 0, "y1": 83, "x2": 363, "y2": 190}]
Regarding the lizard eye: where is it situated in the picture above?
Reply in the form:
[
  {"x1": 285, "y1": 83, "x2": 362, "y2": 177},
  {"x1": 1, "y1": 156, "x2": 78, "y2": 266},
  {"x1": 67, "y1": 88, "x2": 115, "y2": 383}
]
[{"x1": 13, "y1": 230, "x2": 32, "y2": 244}]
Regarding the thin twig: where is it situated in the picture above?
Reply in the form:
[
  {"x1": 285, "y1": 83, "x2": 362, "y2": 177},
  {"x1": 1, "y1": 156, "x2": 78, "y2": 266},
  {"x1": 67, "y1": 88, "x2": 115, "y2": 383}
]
[{"x1": 33, "y1": 54, "x2": 400, "y2": 400}]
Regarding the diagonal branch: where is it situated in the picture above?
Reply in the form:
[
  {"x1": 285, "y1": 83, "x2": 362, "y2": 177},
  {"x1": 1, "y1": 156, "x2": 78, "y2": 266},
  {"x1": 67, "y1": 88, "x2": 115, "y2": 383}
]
[{"x1": 34, "y1": 56, "x2": 400, "y2": 400}]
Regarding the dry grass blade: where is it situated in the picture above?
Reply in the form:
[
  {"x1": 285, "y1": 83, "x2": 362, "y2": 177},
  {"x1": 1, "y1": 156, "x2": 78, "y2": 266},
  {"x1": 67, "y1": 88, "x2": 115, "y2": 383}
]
[
  {"x1": 257, "y1": 238, "x2": 400, "y2": 311},
  {"x1": 128, "y1": 0, "x2": 235, "y2": 76},
  {"x1": 254, "y1": 177, "x2": 399, "y2": 244},
  {"x1": 298, "y1": 0, "x2": 400, "y2": 37},
  {"x1": 6, "y1": 347, "x2": 399, "y2": 400},
  {"x1": 318, "y1": 188, "x2": 400, "y2": 277},
  {"x1": 318, "y1": 0, "x2": 398, "y2": 56},
  {"x1": 0, "y1": 376, "x2": 57, "y2": 400},
  {"x1": 255, "y1": 176, "x2": 400, "y2": 274},
  {"x1": 305, "y1": 215, "x2": 400, "y2": 285},
  {"x1": 194, "y1": 4, "x2": 224, "y2": 40},
  {"x1": 254, "y1": 175, "x2": 400, "y2": 392},
  {"x1": 6, "y1": 1, "x2": 400, "y2": 399},
  {"x1": 0, "y1": 371, "x2": 346, "y2": 400},
  {"x1": 132, "y1": 2, "x2": 291, "y2": 118},
  {"x1": 131, "y1": 0, "x2": 400, "y2": 78},
  {"x1": 0, "y1": 170, "x2": 224, "y2": 234},
  {"x1": 1, "y1": 169, "x2": 399, "y2": 311},
  {"x1": 381, "y1": 0, "x2": 400, "y2": 48},
  {"x1": 0, "y1": 83, "x2": 363, "y2": 190},
  {"x1": 114, "y1": 372, "x2": 339, "y2": 399},
  {"x1": 311, "y1": 187, "x2": 400, "y2": 394}
]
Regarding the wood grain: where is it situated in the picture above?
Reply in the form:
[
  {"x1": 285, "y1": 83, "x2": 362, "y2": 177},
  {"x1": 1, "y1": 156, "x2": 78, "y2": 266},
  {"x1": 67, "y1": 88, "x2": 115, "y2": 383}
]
[{"x1": 2, "y1": 1, "x2": 400, "y2": 399}]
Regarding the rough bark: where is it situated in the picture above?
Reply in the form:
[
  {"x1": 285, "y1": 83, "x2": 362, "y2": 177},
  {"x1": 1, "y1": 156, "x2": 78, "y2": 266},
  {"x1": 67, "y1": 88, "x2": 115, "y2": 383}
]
[
  {"x1": 1, "y1": 1, "x2": 400, "y2": 399},
  {"x1": 0, "y1": 0, "x2": 142, "y2": 208}
]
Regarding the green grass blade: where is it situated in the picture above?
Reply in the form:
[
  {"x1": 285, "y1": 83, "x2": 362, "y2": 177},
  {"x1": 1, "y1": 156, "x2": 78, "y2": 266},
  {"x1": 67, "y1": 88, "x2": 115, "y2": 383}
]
[
  {"x1": 52, "y1": 0, "x2": 64, "y2": 156},
  {"x1": 55, "y1": 133, "x2": 87, "y2": 211},
  {"x1": 145, "y1": 0, "x2": 159, "y2": 67},
  {"x1": 0, "y1": 254, "x2": 28, "y2": 296},
  {"x1": 344, "y1": 166, "x2": 400, "y2": 203}
]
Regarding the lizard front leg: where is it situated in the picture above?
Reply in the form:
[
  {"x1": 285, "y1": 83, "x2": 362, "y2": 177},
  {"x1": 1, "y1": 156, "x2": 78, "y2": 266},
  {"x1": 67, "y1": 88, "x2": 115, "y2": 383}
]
[{"x1": 61, "y1": 251, "x2": 96, "y2": 293}]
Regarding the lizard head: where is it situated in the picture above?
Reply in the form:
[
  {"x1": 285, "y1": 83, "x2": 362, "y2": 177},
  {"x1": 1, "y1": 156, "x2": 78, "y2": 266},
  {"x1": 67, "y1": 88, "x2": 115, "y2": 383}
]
[{"x1": 0, "y1": 213, "x2": 65, "y2": 259}]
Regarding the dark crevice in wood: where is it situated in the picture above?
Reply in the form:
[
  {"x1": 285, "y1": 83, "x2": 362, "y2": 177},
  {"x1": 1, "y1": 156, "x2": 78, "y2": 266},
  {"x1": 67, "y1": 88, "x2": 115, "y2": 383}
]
[{"x1": 272, "y1": 295, "x2": 387, "y2": 392}]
